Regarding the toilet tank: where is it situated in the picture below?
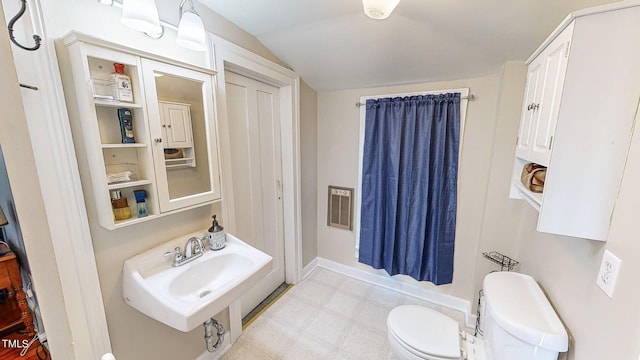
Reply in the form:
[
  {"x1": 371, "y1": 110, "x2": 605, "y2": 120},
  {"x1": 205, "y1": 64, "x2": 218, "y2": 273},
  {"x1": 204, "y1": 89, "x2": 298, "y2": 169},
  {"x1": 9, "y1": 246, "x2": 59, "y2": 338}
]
[{"x1": 482, "y1": 272, "x2": 568, "y2": 360}]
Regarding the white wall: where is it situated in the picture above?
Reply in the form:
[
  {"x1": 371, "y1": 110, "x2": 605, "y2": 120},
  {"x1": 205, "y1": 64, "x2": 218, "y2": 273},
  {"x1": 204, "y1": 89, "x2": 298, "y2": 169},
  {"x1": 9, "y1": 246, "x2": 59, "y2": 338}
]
[
  {"x1": 300, "y1": 80, "x2": 318, "y2": 266},
  {"x1": 471, "y1": 62, "x2": 527, "y2": 300},
  {"x1": 316, "y1": 73, "x2": 510, "y2": 302}
]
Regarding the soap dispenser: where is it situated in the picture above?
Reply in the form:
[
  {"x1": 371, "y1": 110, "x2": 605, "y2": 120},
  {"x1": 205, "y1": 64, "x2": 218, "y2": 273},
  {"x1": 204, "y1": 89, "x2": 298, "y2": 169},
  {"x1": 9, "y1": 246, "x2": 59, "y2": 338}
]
[{"x1": 208, "y1": 215, "x2": 226, "y2": 250}]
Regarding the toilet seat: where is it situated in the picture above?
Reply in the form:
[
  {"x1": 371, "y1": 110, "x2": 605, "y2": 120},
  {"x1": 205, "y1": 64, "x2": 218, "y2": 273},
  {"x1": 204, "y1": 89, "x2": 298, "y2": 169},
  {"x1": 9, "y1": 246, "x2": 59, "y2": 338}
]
[{"x1": 387, "y1": 305, "x2": 461, "y2": 359}]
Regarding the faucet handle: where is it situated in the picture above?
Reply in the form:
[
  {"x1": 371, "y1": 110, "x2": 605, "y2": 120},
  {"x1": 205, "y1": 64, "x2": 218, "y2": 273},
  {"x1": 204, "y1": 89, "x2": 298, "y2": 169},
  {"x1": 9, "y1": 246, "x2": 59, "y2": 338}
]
[
  {"x1": 164, "y1": 247, "x2": 182, "y2": 263},
  {"x1": 164, "y1": 247, "x2": 181, "y2": 256}
]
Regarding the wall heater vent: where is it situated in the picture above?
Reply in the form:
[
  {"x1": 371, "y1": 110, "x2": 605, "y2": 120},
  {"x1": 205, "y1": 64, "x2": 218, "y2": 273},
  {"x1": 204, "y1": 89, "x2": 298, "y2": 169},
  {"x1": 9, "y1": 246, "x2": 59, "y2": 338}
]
[{"x1": 327, "y1": 186, "x2": 354, "y2": 231}]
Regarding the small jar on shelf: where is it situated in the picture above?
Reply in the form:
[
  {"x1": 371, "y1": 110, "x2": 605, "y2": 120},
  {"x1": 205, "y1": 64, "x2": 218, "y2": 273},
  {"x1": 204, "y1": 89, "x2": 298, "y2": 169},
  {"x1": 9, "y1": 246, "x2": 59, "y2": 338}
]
[{"x1": 110, "y1": 190, "x2": 131, "y2": 221}]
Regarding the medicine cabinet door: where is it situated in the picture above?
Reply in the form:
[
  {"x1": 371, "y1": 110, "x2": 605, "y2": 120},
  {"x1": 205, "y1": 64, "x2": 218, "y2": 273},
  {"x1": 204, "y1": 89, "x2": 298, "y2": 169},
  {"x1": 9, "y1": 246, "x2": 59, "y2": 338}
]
[{"x1": 141, "y1": 58, "x2": 221, "y2": 212}]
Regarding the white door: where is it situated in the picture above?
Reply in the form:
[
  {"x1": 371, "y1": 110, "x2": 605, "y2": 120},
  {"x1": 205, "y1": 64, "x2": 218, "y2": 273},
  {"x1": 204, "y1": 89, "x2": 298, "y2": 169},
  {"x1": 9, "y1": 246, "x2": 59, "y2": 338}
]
[{"x1": 225, "y1": 71, "x2": 285, "y2": 318}]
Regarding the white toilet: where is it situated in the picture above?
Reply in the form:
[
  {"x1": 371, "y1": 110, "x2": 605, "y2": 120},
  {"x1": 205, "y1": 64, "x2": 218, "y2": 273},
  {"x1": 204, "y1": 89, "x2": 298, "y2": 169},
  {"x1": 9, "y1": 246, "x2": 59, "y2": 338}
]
[{"x1": 387, "y1": 272, "x2": 568, "y2": 360}]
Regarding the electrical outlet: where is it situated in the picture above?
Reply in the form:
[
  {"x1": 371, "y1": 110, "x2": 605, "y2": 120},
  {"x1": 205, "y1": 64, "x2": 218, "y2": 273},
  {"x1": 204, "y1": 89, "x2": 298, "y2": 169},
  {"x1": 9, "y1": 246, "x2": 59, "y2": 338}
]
[{"x1": 596, "y1": 250, "x2": 622, "y2": 298}]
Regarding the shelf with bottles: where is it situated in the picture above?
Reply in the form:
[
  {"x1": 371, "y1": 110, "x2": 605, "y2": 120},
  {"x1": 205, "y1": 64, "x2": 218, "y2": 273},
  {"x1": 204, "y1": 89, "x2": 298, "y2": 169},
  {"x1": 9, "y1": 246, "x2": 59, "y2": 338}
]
[
  {"x1": 95, "y1": 106, "x2": 147, "y2": 146},
  {"x1": 109, "y1": 184, "x2": 158, "y2": 229},
  {"x1": 88, "y1": 56, "x2": 137, "y2": 102}
]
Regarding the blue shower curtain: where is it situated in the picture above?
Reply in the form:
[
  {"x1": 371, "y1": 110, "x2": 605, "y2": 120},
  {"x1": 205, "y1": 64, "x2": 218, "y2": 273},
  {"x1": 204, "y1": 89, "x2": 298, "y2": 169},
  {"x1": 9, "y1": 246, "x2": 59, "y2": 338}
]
[{"x1": 358, "y1": 94, "x2": 460, "y2": 285}]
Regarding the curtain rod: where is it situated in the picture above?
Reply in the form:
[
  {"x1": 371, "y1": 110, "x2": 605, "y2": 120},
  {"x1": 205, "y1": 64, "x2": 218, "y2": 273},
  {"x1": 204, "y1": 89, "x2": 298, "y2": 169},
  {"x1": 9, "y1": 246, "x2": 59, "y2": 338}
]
[{"x1": 356, "y1": 94, "x2": 475, "y2": 107}]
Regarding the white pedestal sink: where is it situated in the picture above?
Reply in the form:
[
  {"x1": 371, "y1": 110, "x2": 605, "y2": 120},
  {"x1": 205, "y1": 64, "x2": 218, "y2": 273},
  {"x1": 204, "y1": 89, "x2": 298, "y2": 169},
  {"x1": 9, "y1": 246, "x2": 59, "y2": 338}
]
[{"x1": 122, "y1": 231, "x2": 272, "y2": 332}]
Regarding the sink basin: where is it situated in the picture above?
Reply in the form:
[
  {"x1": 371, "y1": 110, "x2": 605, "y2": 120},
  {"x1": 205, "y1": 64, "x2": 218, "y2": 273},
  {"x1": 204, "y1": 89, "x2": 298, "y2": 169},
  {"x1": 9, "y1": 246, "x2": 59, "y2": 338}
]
[{"x1": 122, "y1": 231, "x2": 272, "y2": 332}]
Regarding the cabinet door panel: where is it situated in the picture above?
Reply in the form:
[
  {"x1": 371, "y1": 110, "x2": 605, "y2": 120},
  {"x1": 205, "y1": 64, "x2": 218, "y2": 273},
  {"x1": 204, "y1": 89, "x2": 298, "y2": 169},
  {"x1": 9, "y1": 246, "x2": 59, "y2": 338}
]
[
  {"x1": 530, "y1": 23, "x2": 574, "y2": 166},
  {"x1": 515, "y1": 59, "x2": 543, "y2": 160}
]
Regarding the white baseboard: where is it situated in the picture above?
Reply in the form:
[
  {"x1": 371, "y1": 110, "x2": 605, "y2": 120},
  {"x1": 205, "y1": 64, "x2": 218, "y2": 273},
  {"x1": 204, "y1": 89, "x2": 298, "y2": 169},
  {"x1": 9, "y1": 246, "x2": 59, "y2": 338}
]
[
  {"x1": 302, "y1": 257, "x2": 319, "y2": 279},
  {"x1": 303, "y1": 257, "x2": 476, "y2": 328}
]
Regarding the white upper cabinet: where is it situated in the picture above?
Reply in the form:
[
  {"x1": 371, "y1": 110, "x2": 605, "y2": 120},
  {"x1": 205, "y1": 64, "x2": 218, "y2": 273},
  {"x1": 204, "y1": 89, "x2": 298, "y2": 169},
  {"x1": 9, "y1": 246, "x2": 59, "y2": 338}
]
[
  {"x1": 510, "y1": 4, "x2": 640, "y2": 241},
  {"x1": 160, "y1": 102, "x2": 194, "y2": 149},
  {"x1": 59, "y1": 33, "x2": 222, "y2": 229},
  {"x1": 516, "y1": 23, "x2": 574, "y2": 166}
]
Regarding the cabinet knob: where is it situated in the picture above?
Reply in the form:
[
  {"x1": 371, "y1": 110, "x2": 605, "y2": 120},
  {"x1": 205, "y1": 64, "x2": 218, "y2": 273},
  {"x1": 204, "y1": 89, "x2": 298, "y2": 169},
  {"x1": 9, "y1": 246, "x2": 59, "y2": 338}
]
[
  {"x1": 154, "y1": 138, "x2": 163, "y2": 143},
  {"x1": 167, "y1": 124, "x2": 172, "y2": 128}
]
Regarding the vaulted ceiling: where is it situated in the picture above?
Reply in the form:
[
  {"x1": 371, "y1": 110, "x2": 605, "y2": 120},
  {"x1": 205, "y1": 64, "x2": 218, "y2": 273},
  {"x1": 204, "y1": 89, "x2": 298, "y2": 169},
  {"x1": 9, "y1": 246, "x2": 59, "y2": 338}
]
[{"x1": 200, "y1": 0, "x2": 620, "y2": 90}]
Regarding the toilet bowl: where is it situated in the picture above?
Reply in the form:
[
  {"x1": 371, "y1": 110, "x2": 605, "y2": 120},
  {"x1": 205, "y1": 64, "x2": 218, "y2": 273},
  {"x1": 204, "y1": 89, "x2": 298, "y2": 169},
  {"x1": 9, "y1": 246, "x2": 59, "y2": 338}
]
[
  {"x1": 387, "y1": 305, "x2": 470, "y2": 360},
  {"x1": 387, "y1": 305, "x2": 483, "y2": 360},
  {"x1": 386, "y1": 272, "x2": 568, "y2": 360}
]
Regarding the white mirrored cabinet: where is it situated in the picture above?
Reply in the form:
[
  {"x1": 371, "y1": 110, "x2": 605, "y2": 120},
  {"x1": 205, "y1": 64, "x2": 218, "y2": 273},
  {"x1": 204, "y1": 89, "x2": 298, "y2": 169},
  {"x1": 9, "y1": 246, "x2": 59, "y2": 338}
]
[
  {"x1": 59, "y1": 33, "x2": 222, "y2": 229},
  {"x1": 142, "y1": 59, "x2": 221, "y2": 213}
]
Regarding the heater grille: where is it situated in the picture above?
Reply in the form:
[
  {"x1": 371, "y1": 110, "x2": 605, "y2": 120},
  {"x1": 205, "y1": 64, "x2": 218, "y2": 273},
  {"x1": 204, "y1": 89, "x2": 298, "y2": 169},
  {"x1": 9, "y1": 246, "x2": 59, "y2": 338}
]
[{"x1": 327, "y1": 186, "x2": 354, "y2": 230}]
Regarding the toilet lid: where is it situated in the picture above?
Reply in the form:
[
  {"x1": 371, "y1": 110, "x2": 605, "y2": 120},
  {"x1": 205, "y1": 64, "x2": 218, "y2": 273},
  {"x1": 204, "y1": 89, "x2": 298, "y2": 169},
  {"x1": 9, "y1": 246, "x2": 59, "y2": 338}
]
[{"x1": 387, "y1": 305, "x2": 460, "y2": 359}]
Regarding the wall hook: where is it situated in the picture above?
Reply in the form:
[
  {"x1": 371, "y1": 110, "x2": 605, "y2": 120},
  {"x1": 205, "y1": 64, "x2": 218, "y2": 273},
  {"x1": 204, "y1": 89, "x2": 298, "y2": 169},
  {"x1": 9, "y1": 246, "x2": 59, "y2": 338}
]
[{"x1": 7, "y1": 0, "x2": 42, "y2": 51}]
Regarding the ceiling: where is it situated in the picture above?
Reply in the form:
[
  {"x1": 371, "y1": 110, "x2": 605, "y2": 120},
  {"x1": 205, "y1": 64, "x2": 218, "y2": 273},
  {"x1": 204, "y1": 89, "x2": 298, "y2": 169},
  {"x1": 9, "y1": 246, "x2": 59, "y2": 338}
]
[{"x1": 200, "y1": 0, "x2": 620, "y2": 91}]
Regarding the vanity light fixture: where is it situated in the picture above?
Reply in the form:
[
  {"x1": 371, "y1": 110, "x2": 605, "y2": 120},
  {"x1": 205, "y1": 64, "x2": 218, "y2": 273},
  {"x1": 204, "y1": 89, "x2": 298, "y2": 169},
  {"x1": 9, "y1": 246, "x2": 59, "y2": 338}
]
[
  {"x1": 99, "y1": 0, "x2": 207, "y2": 51},
  {"x1": 176, "y1": 0, "x2": 207, "y2": 52},
  {"x1": 120, "y1": 0, "x2": 162, "y2": 35},
  {"x1": 362, "y1": 0, "x2": 401, "y2": 20}
]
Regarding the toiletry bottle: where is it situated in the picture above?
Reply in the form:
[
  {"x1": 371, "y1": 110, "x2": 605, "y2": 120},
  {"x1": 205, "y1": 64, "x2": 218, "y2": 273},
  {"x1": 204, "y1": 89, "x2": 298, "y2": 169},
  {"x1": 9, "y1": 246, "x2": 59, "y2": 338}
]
[
  {"x1": 208, "y1": 215, "x2": 226, "y2": 250},
  {"x1": 133, "y1": 190, "x2": 148, "y2": 218},
  {"x1": 110, "y1": 190, "x2": 131, "y2": 221},
  {"x1": 117, "y1": 108, "x2": 135, "y2": 143},
  {"x1": 110, "y1": 63, "x2": 133, "y2": 102}
]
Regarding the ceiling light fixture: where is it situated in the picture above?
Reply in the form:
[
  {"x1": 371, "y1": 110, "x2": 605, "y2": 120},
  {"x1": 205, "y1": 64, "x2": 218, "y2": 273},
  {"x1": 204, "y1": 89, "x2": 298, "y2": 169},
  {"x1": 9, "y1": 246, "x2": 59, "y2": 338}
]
[
  {"x1": 177, "y1": 0, "x2": 207, "y2": 52},
  {"x1": 362, "y1": 0, "x2": 400, "y2": 20},
  {"x1": 120, "y1": 0, "x2": 162, "y2": 34}
]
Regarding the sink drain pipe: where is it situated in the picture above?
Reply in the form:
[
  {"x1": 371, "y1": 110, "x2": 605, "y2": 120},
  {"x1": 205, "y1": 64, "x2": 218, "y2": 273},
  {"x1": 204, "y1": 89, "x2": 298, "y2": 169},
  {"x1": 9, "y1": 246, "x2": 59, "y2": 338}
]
[{"x1": 204, "y1": 318, "x2": 225, "y2": 352}]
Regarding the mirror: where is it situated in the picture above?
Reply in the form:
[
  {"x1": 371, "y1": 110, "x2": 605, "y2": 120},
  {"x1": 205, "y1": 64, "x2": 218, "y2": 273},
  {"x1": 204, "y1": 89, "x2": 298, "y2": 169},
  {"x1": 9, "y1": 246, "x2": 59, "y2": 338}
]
[
  {"x1": 155, "y1": 74, "x2": 211, "y2": 198},
  {"x1": 142, "y1": 59, "x2": 221, "y2": 212}
]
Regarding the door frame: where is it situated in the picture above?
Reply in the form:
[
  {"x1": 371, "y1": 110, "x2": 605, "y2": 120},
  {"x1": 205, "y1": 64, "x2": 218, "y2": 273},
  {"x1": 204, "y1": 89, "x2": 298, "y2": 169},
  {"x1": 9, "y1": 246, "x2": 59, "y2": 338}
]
[
  {"x1": 0, "y1": 1, "x2": 112, "y2": 358},
  {"x1": 209, "y1": 33, "x2": 302, "y2": 342}
]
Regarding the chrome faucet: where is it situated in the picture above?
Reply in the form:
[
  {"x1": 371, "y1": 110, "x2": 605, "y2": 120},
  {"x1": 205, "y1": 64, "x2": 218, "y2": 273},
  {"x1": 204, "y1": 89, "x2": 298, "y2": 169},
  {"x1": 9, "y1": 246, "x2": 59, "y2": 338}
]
[{"x1": 164, "y1": 237, "x2": 205, "y2": 267}]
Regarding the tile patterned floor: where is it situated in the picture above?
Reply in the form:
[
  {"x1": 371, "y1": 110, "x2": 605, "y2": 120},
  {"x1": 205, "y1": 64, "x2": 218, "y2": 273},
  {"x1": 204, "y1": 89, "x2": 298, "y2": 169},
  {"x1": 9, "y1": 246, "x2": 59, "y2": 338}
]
[{"x1": 222, "y1": 268, "x2": 467, "y2": 360}]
